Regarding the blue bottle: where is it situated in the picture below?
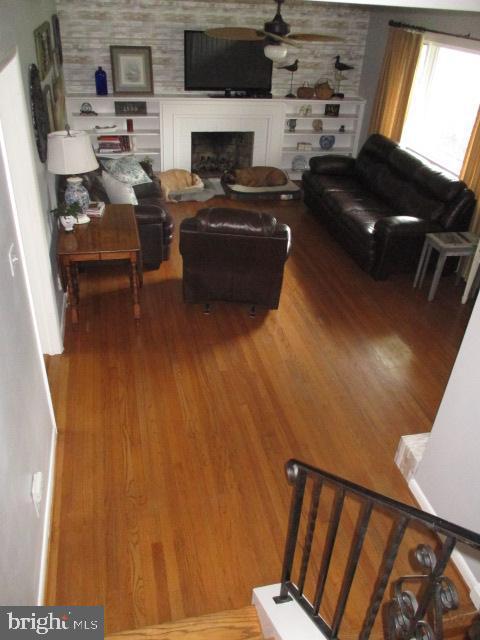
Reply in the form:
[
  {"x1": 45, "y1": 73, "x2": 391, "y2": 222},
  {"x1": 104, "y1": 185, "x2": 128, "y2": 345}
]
[{"x1": 95, "y1": 67, "x2": 108, "y2": 95}]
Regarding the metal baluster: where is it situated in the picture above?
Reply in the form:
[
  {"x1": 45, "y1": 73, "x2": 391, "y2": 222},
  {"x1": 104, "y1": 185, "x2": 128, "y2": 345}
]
[
  {"x1": 313, "y1": 487, "x2": 346, "y2": 614},
  {"x1": 298, "y1": 479, "x2": 323, "y2": 596},
  {"x1": 413, "y1": 536, "x2": 456, "y2": 624},
  {"x1": 331, "y1": 500, "x2": 374, "y2": 638},
  {"x1": 359, "y1": 516, "x2": 409, "y2": 640},
  {"x1": 274, "y1": 465, "x2": 307, "y2": 604}
]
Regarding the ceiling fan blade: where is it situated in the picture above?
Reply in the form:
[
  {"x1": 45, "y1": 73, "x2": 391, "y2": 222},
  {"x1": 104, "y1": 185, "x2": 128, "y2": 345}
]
[
  {"x1": 287, "y1": 33, "x2": 344, "y2": 43},
  {"x1": 258, "y1": 30, "x2": 301, "y2": 47},
  {"x1": 205, "y1": 27, "x2": 264, "y2": 41}
]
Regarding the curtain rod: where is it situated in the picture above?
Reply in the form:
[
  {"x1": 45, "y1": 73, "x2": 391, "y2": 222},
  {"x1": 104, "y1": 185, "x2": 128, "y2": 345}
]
[{"x1": 388, "y1": 20, "x2": 480, "y2": 43}]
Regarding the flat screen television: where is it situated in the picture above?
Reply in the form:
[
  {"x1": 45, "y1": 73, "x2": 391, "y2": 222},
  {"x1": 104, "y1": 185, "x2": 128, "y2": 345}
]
[{"x1": 184, "y1": 30, "x2": 272, "y2": 96}]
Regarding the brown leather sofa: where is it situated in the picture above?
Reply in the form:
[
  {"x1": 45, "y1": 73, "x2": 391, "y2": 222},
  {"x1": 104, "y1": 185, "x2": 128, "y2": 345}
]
[
  {"x1": 302, "y1": 134, "x2": 476, "y2": 279},
  {"x1": 57, "y1": 164, "x2": 173, "y2": 270},
  {"x1": 179, "y1": 207, "x2": 291, "y2": 310}
]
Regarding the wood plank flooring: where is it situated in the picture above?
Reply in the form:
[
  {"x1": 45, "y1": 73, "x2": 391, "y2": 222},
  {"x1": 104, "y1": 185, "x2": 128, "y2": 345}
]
[
  {"x1": 105, "y1": 605, "x2": 263, "y2": 639},
  {"x1": 45, "y1": 197, "x2": 474, "y2": 634}
]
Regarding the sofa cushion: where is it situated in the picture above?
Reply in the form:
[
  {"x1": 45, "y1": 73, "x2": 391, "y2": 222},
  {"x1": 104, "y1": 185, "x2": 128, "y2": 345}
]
[
  {"x1": 101, "y1": 171, "x2": 138, "y2": 205},
  {"x1": 415, "y1": 166, "x2": 465, "y2": 203},
  {"x1": 100, "y1": 155, "x2": 152, "y2": 186},
  {"x1": 302, "y1": 171, "x2": 364, "y2": 196},
  {"x1": 309, "y1": 155, "x2": 355, "y2": 175}
]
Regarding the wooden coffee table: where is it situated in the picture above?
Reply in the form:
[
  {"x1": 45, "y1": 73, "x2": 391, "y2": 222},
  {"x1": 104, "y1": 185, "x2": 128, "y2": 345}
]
[{"x1": 57, "y1": 204, "x2": 142, "y2": 324}]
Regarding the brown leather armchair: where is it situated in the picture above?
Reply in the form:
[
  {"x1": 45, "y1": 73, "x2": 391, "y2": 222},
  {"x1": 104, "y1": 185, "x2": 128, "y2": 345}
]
[{"x1": 179, "y1": 207, "x2": 291, "y2": 311}]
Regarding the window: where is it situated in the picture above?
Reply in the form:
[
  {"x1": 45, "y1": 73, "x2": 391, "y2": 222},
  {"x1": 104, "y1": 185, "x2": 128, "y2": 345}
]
[{"x1": 401, "y1": 38, "x2": 480, "y2": 177}]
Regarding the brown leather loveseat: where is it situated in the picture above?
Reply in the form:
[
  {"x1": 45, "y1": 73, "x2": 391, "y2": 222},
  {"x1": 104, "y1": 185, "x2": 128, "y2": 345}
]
[
  {"x1": 179, "y1": 207, "x2": 291, "y2": 310},
  {"x1": 302, "y1": 134, "x2": 476, "y2": 279}
]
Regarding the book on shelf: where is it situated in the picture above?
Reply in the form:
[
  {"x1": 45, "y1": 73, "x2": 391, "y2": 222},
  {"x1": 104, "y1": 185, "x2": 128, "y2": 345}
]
[
  {"x1": 86, "y1": 201, "x2": 105, "y2": 218},
  {"x1": 97, "y1": 134, "x2": 131, "y2": 154}
]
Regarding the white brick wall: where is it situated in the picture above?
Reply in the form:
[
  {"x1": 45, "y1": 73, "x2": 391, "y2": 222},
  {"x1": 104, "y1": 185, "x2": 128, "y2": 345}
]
[{"x1": 56, "y1": 0, "x2": 369, "y2": 97}]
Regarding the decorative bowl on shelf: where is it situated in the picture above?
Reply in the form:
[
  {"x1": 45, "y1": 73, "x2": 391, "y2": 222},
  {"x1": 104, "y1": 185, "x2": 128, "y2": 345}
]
[
  {"x1": 292, "y1": 155, "x2": 308, "y2": 172},
  {"x1": 319, "y1": 135, "x2": 335, "y2": 150}
]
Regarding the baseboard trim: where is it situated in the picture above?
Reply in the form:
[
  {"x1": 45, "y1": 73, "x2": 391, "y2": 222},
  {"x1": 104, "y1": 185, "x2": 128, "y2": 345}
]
[
  {"x1": 59, "y1": 291, "x2": 67, "y2": 348},
  {"x1": 408, "y1": 478, "x2": 480, "y2": 609},
  {"x1": 37, "y1": 425, "x2": 57, "y2": 605}
]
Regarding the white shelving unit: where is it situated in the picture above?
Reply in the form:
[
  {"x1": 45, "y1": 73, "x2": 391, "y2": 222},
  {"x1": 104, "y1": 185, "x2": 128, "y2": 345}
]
[
  {"x1": 66, "y1": 95, "x2": 365, "y2": 176},
  {"x1": 67, "y1": 96, "x2": 162, "y2": 168},
  {"x1": 281, "y1": 97, "x2": 365, "y2": 180}
]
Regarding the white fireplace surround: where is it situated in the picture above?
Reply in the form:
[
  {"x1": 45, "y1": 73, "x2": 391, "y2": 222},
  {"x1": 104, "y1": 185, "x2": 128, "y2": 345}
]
[{"x1": 160, "y1": 99, "x2": 285, "y2": 172}]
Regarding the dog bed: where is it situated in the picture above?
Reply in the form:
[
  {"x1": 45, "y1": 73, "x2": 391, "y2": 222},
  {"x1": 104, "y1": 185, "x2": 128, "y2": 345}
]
[{"x1": 222, "y1": 178, "x2": 302, "y2": 201}]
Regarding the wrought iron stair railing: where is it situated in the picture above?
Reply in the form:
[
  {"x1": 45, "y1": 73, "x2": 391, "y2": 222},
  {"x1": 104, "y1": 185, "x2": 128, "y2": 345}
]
[{"x1": 274, "y1": 459, "x2": 480, "y2": 640}]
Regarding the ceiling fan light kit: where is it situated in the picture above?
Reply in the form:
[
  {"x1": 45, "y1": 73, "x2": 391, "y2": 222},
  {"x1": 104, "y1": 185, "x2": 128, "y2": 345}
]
[{"x1": 264, "y1": 42, "x2": 289, "y2": 62}]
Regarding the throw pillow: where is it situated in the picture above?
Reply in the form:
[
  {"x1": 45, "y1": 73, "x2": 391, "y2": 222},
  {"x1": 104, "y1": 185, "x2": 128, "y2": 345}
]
[
  {"x1": 100, "y1": 155, "x2": 152, "y2": 186},
  {"x1": 101, "y1": 171, "x2": 138, "y2": 205}
]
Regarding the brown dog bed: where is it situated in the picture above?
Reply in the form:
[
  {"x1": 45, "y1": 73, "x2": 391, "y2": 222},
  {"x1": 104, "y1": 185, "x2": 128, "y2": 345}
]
[{"x1": 221, "y1": 167, "x2": 302, "y2": 201}]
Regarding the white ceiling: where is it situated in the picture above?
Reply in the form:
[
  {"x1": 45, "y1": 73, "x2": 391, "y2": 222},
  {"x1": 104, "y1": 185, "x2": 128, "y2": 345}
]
[{"x1": 309, "y1": 0, "x2": 480, "y2": 11}]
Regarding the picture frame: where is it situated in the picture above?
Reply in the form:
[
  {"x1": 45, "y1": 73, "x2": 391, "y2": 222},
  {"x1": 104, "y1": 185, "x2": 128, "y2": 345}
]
[
  {"x1": 51, "y1": 14, "x2": 63, "y2": 66},
  {"x1": 33, "y1": 21, "x2": 53, "y2": 81},
  {"x1": 29, "y1": 64, "x2": 49, "y2": 162},
  {"x1": 114, "y1": 101, "x2": 147, "y2": 115},
  {"x1": 324, "y1": 104, "x2": 340, "y2": 117},
  {"x1": 43, "y1": 84, "x2": 55, "y2": 133},
  {"x1": 110, "y1": 46, "x2": 153, "y2": 95}
]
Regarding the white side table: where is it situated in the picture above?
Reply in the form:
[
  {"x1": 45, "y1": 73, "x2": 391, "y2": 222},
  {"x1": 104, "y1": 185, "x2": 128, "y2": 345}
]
[
  {"x1": 462, "y1": 240, "x2": 480, "y2": 303},
  {"x1": 413, "y1": 231, "x2": 479, "y2": 301}
]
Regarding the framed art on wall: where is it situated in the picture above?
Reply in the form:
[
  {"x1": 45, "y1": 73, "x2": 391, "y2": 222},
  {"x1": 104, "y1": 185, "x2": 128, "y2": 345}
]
[
  {"x1": 29, "y1": 64, "x2": 49, "y2": 162},
  {"x1": 33, "y1": 21, "x2": 53, "y2": 81},
  {"x1": 110, "y1": 46, "x2": 153, "y2": 95}
]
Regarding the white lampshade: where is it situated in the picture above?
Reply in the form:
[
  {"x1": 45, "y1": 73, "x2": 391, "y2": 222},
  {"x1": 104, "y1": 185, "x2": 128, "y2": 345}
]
[
  {"x1": 47, "y1": 130, "x2": 99, "y2": 175},
  {"x1": 264, "y1": 43, "x2": 288, "y2": 62}
]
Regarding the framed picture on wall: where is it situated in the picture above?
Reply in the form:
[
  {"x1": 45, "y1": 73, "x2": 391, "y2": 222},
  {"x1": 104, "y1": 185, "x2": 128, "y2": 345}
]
[
  {"x1": 51, "y1": 14, "x2": 63, "y2": 66},
  {"x1": 110, "y1": 46, "x2": 153, "y2": 95},
  {"x1": 43, "y1": 84, "x2": 55, "y2": 133},
  {"x1": 33, "y1": 21, "x2": 53, "y2": 81}
]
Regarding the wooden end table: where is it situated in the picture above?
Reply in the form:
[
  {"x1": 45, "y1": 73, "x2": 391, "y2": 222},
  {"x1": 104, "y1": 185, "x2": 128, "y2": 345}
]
[{"x1": 57, "y1": 204, "x2": 142, "y2": 324}]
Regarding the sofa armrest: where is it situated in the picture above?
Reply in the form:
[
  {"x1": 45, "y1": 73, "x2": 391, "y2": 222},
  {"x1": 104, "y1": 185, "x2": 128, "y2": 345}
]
[
  {"x1": 309, "y1": 155, "x2": 356, "y2": 176},
  {"x1": 373, "y1": 216, "x2": 440, "y2": 280},
  {"x1": 375, "y1": 215, "x2": 433, "y2": 238},
  {"x1": 134, "y1": 203, "x2": 170, "y2": 225}
]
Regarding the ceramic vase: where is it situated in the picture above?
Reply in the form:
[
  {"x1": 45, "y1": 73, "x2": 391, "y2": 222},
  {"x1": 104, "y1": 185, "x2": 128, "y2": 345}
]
[
  {"x1": 319, "y1": 135, "x2": 335, "y2": 150},
  {"x1": 65, "y1": 177, "x2": 90, "y2": 224}
]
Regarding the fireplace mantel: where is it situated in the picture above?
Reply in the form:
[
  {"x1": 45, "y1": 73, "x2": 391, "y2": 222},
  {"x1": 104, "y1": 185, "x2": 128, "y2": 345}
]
[{"x1": 160, "y1": 98, "x2": 285, "y2": 172}]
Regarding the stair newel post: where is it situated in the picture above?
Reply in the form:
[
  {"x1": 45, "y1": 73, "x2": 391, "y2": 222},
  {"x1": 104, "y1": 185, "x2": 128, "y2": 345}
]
[{"x1": 274, "y1": 460, "x2": 307, "y2": 604}]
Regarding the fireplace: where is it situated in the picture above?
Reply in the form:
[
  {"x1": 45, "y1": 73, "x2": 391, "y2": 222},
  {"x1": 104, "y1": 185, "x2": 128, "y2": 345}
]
[{"x1": 191, "y1": 131, "x2": 254, "y2": 178}]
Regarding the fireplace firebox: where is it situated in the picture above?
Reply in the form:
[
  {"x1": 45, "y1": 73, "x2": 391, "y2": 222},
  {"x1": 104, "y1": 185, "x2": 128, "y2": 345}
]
[{"x1": 191, "y1": 131, "x2": 254, "y2": 178}]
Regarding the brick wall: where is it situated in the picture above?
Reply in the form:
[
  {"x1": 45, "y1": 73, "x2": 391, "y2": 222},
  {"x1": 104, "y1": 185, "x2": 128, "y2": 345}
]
[{"x1": 56, "y1": 0, "x2": 369, "y2": 97}]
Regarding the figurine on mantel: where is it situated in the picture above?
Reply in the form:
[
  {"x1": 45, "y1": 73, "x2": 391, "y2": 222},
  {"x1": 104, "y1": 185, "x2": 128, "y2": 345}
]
[{"x1": 332, "y1": 56, "x2": 354, "y2": 97}]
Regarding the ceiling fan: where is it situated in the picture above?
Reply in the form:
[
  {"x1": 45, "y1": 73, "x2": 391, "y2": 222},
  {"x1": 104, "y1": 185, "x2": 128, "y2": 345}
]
[{"x1": 205, "y1": 0, "x2": 343, "y2": 62}]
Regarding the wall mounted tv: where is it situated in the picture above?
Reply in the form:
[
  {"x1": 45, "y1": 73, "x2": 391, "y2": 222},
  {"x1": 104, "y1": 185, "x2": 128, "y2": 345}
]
[{"x1": 184, "y1": 30, "x2": 273, "y2": 96}]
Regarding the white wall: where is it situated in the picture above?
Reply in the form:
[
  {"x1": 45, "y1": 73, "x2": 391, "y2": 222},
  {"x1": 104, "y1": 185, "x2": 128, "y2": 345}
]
[
  {"x1": 56, "y1": 0, "x2": 369, "y2": 98},
  {"x1": 413, "y1": 294, "x2": 480, "y2": 597},
  {"x1": 0, "y1": 51, "x2": 57, "y2": 605},
  {"x1": 0, "y1": 0, "x2": 64, "y2": 355},
  {"x1": 358, "y1": 7, "x2": 480, "y2": 144}
]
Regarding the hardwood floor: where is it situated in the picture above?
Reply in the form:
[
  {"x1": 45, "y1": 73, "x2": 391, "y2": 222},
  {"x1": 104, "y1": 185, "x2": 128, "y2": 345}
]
[{"x1": 45, "y1": 197, "x2": 474, "y2": 634}]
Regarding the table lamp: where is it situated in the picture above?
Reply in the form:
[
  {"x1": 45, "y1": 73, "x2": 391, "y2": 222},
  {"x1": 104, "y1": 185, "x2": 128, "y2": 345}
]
[{"x1": 47, "y1": 127, "x2": 99, "y2": 225}]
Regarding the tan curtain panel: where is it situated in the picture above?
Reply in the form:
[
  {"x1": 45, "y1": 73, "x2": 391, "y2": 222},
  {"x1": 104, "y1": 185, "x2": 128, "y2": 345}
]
[
  {"x1": 369, "y1": 27, "x2": 423, "y2": 142},
  {"x1": 460, "y1": 107, "x2": 480, "y2": 233}
]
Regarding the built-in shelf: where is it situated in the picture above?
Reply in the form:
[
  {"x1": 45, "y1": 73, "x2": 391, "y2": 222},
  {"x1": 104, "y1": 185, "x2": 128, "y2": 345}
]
[
  {"x1": 87, "y1": 129, "x2": 159, "y2": 136},
  {"x1": 73, "y1": 112, "x2": 159, "y2": 119},
  {"x1": 67, "y1": 94, "x2": 365, "y2": 174}
]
